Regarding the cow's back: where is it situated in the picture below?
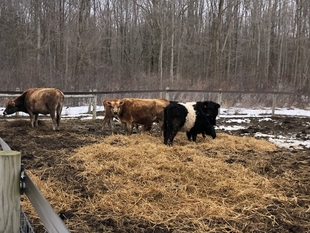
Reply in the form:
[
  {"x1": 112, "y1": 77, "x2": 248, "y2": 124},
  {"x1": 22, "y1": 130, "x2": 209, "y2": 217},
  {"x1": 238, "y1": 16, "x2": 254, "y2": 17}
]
[
  {"x1": 24, "y1": 88, "x2": 64, "y2": 114},
  {"x1": 118, "y1": 98, "x2": 157, "y2": 124}
]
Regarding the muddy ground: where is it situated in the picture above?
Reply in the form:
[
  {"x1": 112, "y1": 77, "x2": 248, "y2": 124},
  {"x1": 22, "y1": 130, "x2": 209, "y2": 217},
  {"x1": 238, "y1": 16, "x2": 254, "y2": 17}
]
[{"x1": 0, "y1": 113, "x2": 309, "y2": 232}]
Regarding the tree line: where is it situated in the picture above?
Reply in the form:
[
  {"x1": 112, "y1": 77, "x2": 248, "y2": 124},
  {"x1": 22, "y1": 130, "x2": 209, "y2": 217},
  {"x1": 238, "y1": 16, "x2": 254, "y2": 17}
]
[{"x1": 0, "y1": 0, "x2": 309, "y2": 93}]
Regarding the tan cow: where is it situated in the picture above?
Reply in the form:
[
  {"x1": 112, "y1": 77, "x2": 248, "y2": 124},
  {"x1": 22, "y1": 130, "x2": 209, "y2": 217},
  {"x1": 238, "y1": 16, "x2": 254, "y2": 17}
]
[
  {"x1": 3, "y1": 88, "x2": 64, "y2": 130},
  {"x1": 102, "y1": 98, "x2": 119, "y2": 134},
  {"x1": 152, "y1": 98, "x2": 170, "y2": 129},
  {"x1": 109, "y1": 98, "x2": 169, "y2": 135}
]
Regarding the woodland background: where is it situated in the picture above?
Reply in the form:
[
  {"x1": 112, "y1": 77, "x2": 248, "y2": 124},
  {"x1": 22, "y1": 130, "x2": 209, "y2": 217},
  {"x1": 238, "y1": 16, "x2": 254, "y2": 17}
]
[{"x1": 0, "y1": 0, "x2": 310, "y2": 93}]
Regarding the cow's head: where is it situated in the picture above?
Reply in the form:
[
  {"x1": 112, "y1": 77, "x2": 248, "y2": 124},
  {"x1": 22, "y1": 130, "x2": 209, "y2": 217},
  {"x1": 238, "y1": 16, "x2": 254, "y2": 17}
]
[
  {"x1": 201, "y1": 101, "x2": 220, "y2": 125},
  {"x1": 3, "y1": 100, "x2": 18, "y2": 116},
  {"x1": 107, "y1": 100, "x2": 124, "y2": 116}
]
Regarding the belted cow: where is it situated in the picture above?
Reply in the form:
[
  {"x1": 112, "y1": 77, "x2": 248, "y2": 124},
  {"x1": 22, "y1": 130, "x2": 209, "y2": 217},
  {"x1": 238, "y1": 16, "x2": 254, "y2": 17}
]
[
  {"x1": 107, "y1": 98, "x2": 169, "y2": 135},
  {"x1": 163, "y1": 101, "x2": 220, "y2": 146},
  {"x1": 3, "y1": 88, "x2": 64, "y2": 130}
]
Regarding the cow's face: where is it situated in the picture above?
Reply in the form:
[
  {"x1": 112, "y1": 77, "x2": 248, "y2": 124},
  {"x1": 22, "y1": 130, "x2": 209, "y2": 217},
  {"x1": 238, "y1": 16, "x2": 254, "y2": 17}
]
[
  {"x1": 3, "y1": 100, "x2": 18, "y2": 115},
  {"x1": 108, "y1": 100, "x2": 124, "y2": 116},
  {"x1": 202, "y1": 101, "x2": 220, "y2": 125}
]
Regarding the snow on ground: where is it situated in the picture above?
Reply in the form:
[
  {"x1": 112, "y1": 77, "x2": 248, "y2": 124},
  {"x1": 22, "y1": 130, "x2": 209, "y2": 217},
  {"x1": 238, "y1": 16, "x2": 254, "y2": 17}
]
[
  {"x1": 220, "y1": 107, "x2": 310, "y2": 118},
  {"x1": 62, "y1": 106, "x2": 105, "y2": 120},
  {"x1": 218, "y1": 107, "x2": 310, "y2": 150},
  {"x1": 254, "y1": 132, "x2": 310, "y2": 150}
]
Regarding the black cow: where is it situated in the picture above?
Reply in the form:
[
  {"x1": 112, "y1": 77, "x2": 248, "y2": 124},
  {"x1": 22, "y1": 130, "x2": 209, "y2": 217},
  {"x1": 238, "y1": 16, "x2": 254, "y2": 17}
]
[
  {"x1": 163, "y1": 101, "x2": 220, "y2": 146},
  {"x1": 186, "y1": 101, "x2": 220, "y2": 141}
]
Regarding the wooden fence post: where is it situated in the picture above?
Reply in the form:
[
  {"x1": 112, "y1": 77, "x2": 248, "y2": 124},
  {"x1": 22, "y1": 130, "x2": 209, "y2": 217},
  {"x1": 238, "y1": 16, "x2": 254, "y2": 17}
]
[
  {"x1": 0, "y1": 150, "x2": 21, "y2": 233},
  {"x1": 88, "y1": 89, "x2": 92, "y2": 114},
  {"x1": 92, "y1": 91, "x2": 97, "y2": 120},
  {"x1": 88, "y1": 99, "x2": 92, "y2": 114},
  {"x1": 15, "y1": 88, "x2": 20, "y2": 117},
  {"x1": 165, "y1": 87, "x2": 170, "y2": 100},
  {"x1": 217, "y1": 92, "x2": 223, "y2": 105},
  {"x1": 272, "y1": 94, "x2": 277, "y2": 116}
]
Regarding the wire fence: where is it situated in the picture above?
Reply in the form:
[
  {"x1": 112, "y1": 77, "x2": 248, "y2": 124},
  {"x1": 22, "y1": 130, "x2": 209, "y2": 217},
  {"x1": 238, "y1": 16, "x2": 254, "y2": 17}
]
[
  {"x1": 0, "y1": 88, "x2": 309, "y2": 111},
  {"x1": 20, "y1": 207, "x2": 34, "y2": 233}
]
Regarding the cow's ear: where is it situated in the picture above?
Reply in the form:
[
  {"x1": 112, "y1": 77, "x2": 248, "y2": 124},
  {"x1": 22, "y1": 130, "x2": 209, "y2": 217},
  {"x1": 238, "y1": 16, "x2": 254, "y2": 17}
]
[
  {"x1": 119, "y1": 101, "x2": 124, "y2": 106},
  {"x1": 8, "y1": 100, "x2": 15, "y2": 107}
]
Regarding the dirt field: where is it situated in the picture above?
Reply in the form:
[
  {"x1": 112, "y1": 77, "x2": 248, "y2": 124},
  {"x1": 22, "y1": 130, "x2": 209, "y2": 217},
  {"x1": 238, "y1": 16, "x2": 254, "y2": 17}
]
[{"x1": 0, "y1": 114, "x2": 309, "y2": 233}]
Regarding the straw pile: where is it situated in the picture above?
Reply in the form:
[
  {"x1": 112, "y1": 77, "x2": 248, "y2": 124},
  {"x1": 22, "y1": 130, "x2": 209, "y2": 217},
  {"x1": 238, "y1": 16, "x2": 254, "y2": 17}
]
[{"x1": 20, "y1": 132, "x2": 309, "y2": 232}]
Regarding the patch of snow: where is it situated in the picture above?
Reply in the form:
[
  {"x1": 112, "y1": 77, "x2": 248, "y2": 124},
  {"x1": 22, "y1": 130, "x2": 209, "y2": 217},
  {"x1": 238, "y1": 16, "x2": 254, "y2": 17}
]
[
  {"x1": 224, "y1": 118, "x2": 251, "y2": 124},
  {"x1": 216, "y1": 125, "x2": 246, "y2": 131}
]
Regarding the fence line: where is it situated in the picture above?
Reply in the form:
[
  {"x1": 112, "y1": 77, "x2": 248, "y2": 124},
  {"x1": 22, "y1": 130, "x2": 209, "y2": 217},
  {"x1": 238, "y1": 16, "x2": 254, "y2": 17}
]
[
  {"x1": 0, "y1": 149, "x2": 20, "y2": 233},
  {"x1": 0, "y1": 138, "x2": 71, "y2": 233},
  {"x1": 0, "y1": 89, "x2": 309, "y2": 119}
]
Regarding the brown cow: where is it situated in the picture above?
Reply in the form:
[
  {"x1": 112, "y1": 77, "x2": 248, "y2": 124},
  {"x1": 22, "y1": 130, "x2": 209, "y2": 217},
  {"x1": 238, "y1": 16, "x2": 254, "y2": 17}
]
[
  {"x1": 102, "y1": 98, "x2": 119, "y2": 134},
  {"x1": 3, "y1": 88, "x2": 64, "y2": 130},
  {"x1": 152, "y1": 98, "x2": 170, "y2": 129},
  {"x1": 109, "y1": 98, "x2": 169, "y2": 135}
]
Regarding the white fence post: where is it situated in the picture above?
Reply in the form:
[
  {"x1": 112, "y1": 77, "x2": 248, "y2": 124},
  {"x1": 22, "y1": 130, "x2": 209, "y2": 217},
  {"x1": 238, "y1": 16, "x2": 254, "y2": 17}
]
[
  {"x1": 92, "y1": 90, "x2": 97, "y2": 120},
  {"x1": 272, "y1": 93, "x2": 277, "y2": 116},
  {"x1": 88, "y1": 89, "x2": 92, "y2": 114},
  {"x1": 15, "y1": 88, "x2": 20, "y2": 117},
  {"x1": 217, "y1": 92, "x2": 222, "y2": 105},
  {"x1": 0, "y1": 150, "x2": 21, "y2": 233},
  {"x1": 165, "y1": 87, "x2": 170, "y2": 100}
]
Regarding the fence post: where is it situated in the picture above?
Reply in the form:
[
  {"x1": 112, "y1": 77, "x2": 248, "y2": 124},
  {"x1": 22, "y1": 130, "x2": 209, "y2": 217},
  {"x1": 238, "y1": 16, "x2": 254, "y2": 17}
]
[
  {"x1": 272, "y1": 93, "x2": 277, "y2": 116},
  {"x1": 0, "y1": 150, "x2": 21, "y2": 233},
  {"x1": 15, "y1": 88, "x2": 20, "y2": 117},
  {"x1": 217, "y1": 92, "x2": 222, "y2": 105},
  {"x1": 88, "y1": 89, "x2": 92, "y2": 114},
  {"x1": 165, "y1": 87, "x2": 170, "y2": 100},
  {"x1": 92, "y1": 89, "x2": 97, "y2": 120}
]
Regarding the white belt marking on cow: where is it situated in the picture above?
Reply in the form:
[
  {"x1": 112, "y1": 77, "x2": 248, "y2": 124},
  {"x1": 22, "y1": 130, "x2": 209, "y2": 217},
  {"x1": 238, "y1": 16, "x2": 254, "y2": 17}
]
[{"x1": 180, "y1": 102, "x2": 196, "y2": 132}]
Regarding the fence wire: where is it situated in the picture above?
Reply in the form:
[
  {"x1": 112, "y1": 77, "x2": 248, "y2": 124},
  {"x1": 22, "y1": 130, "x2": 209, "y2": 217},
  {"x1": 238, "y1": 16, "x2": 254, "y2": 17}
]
[{"x1": 20, "y1": 206, "x2": 35, "y2": 233}]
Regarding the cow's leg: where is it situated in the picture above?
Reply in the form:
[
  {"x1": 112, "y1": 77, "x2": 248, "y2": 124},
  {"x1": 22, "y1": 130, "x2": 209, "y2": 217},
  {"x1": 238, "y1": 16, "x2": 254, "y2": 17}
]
[
  {"x1": 164, "y1": 121, "x2": 178, "y2": 146},
  {"x1": 125, "y1": 122, "x2": 133, "y2": 135},
  {"x1": 192, "y1": 132, "x2": 198, "y2": 142},
  {"x1": 142, "y1": 124, "x2": 152, "y2": 132},
  {"x1": 110, "y1": 119, "x2": 115, "y2": 135},
  {"x1": 209, "y1": 125, "x2": 216, "y2": 139},
  {"x1": 163, "y1": 121, "x2": 170, "y2": 145},
  {"x1": 56, "y1": 110, "x2": 61, "y2": 130},
  {"x1": 29, "y1": 113, "x2": 35, "y2": 128},
  {"x1": 102, "y1": 116, "x2": 109, "y2": 132},
  {"x1": 164, "y1": 113, "x2": 175, "y2": 145},
  {"x1": 158, "y1": 120, "x2": 164, "y2": 135},
  {"x1": 50, "y1": 111, "x2": 57, "y2": 131},
  {"x1": 186, "y1": 131, "x2": 192, "y2": 141},
  {"x1": 34, "y1": 114, "x2": 40, "y2": 127},
  {"x1": 132, "y1": 123, "x2": 139, "y2": 133},
  {"x1": 168, "y1": 127, "x2": 179, "y2": 146}
]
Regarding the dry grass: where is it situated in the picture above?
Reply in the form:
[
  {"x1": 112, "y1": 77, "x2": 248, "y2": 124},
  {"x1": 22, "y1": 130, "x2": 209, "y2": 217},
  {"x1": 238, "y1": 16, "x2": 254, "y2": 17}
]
[{"x1": 21, "y1": 132, "x2": 307, "y2": 233}]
